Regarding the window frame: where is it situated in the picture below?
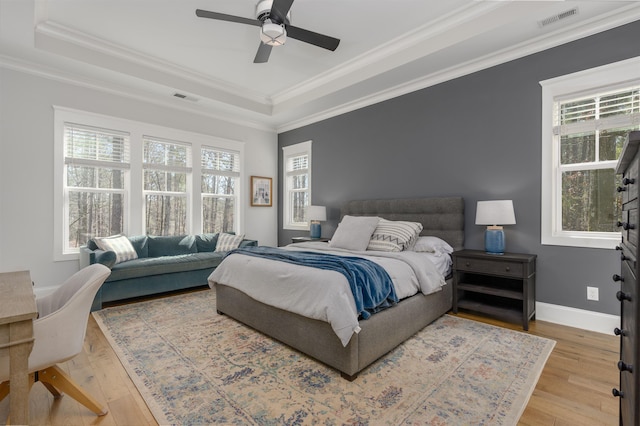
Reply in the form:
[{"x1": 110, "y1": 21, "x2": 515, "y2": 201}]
[
  {"x1": 200, "y1": 145, "x2": 241, "y2": 234},
  {"x1": 282, "y1": 141, "x2": 312, "y2": 231},
  {"x1": 540, "y1": 56, "x2": 640, "y2": 249},
  {"x1": 54, "y1": 107, "x2": 245, "y2": 261}
]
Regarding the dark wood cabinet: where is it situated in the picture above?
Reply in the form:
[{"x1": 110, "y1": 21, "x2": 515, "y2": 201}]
[
  {"x1": 451, "y1": 249, "x2": 536, "y2": 330},
  {"x1": 614, "y1": 130, "x2": 640, "y2": 425}
]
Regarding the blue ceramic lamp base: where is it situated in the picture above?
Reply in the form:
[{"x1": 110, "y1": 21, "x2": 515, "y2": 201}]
[
  {"x1": 310, "y1": 222, "x2": 321, "y2": 239},
  {"x1": 484, "y1": 227, "x2": 505, "y2": 255}
]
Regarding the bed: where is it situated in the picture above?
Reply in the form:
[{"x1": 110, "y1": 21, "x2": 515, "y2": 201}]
[{"x1": 208, "y1": 197, "x2": 464, "y2": 380}]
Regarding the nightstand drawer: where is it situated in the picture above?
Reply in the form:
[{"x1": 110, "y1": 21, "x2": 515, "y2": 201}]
[{"x1": 454, "y1": 257, "x2": 523, "y2": 278}]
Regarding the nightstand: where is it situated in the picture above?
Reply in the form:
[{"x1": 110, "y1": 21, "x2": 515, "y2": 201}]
[
  {"x1": 291, "y1": 237, "x2": 330, "y2": 244},
  {"x1": 451, "y1": 249, "x2": 536, "y2": 330}
]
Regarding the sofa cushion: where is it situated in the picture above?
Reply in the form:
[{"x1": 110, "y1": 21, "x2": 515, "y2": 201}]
[
  {"x1": 107, "y1": 252, "x2": 224, "y2": 281},
  {"x1": 94, "y1": 235, "x2": 138, "y2": 264},
  {"x1": 128, "y1": 235, "x2": 149, "y2": 258},
  {"x1": 148, "y1": 235, "x2": 197, "y2": 257},
  {"x1": 196, "y1": 233, "x2": 219, "y2": 252}
]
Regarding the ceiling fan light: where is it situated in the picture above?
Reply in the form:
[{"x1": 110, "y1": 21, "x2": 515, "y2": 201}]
[{"x1": 260, "y1": 21, "x2": 286, "y2": 46}]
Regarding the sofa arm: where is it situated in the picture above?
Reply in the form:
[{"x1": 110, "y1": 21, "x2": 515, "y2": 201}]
[
  {"x1": 79, "y1": 246, "x2": 117, "y2": 269},
  {"x1": 239, "y1": 239, "x2": 258, "y2": 248}
]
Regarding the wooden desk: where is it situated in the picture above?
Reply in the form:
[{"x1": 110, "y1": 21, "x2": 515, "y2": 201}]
[{"x1": 0, "y1": 271, "x2": 37, "y2": 425}]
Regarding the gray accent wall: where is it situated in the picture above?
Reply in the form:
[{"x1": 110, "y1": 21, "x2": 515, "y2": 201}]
[{"x1": 278, "y1": 20, "x2": 640, "y2": 316}]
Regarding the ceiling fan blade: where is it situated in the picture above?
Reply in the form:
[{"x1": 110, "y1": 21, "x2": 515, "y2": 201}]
[
  {"x1": 254, "y1": 42, "x2": 272, "y2": 63},
  {"x1": 195, "y1": 9, "x2": 261, "y2": 27},
  {"x1": 270, "y1": 0, "x2": 294, "y2": 24},
  {"x1": 286, "y1": 25, "x2": 340, "y2": 51}
]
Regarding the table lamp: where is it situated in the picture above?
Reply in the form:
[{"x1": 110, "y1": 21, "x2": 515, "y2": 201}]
[
  {"x1": 308, "y1": 205, "x2": 326, "y2": 239},
  {"x1": 475, "y1": 200, "x2": 516, "y2": 255}
]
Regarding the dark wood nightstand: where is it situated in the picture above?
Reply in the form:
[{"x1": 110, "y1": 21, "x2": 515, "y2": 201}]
[
  {"x1": 291, "y1": 237, "x2": 330, "y2": 244},
  {"x1": 451, "y1": 249, "x2": 536, "y2": 330}
]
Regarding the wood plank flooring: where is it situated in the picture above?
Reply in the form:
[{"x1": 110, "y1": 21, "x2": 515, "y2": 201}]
[{"x1": 0, "y1": 294, "x2": 620, "y2": 425}]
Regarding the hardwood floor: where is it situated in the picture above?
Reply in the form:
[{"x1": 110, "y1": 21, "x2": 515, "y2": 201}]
[{"x1": 0, "y1": 301, "x2": 620, "y2": 425}]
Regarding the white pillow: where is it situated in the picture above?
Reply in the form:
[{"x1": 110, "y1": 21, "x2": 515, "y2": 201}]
[
  {"x1": 413, "y1": 236, "x2": 454, "y2": 256},
  {"x1": 215, "y1": 233, "x2": 245, "y2": 252},
  {"x1": 329, "y1": 215, "x2": 380, "y2": 251},
  {"x1": 94, "y1": 235, "x2": 138, "y2": 264},
  {"x1": 367, "y1": 218, "x2": 423, "y2": 252}
]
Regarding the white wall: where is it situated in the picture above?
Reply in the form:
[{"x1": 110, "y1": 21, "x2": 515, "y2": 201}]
[{"x1": 0, "y1": 68, "x2": 278, "y2": 291}]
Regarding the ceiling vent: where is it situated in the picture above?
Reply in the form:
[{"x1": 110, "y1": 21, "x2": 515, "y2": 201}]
[
  {"x1": 172, "y1": 92, "x2": 199, "y2": 102},
  {"x1": 538, "y1": 8, "x2": 579, "y2": 28}
]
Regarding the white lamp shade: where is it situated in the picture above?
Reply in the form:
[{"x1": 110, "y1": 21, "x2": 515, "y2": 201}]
[
  {"x1": 475, "y1": 200, "x2": 516, "y2": 226},
  {"x1": 308, "y1": 205, "x2": 327, "y2": 221}
]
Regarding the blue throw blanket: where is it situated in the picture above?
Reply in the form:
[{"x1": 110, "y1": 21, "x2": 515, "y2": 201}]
[{"x1": 228, "y1": 246, "x2": 398, "y2": 319}]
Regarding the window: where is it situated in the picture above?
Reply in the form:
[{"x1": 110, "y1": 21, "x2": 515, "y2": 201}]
[
  {"x1": 201, "y1": 146, "x2": 240, "y2": 233},
  {"x1": 541, "y1": 57, "x2": 640, "y2": 249},
  {"x1": 143, "y1": 137, "x2": 192, "y2": 235},
  {"x1": 283, "y1": 141, "x2": 312, "y2": 230},
  {"x1": 63, "y1": 124, "x2": 130, "y2": 253},
  {"x1": 54, "y1": 107, "x2": 244, "y2": 259}
]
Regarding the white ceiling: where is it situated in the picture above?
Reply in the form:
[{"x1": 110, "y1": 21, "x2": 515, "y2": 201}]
[{"x1": 1, "y1": 0, "x2": 640, "y2": 132}]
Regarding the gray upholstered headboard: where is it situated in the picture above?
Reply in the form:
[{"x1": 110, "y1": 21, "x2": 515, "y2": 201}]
[{"x1": 340, "y1": 197, "x2": 465, "y2": 251}]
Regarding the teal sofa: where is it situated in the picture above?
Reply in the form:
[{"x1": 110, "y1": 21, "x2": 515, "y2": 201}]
[{"x1": 80, "y1": 233, "x2": 257, "y2": 311}]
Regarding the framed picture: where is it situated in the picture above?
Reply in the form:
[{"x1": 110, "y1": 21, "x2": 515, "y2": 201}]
[{"x1": 250, "y1": 176, "x2": 272, "y2": 207}]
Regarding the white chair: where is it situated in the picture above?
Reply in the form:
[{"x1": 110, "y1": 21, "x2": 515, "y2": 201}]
[{"x1": 0, "y1": 264, "x2": 111, "y2": 417}]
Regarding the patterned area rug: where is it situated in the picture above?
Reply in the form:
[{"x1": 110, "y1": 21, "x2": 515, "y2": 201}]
[{"x1": 93, "y1": 289, "x2": 555, "y2": 425}]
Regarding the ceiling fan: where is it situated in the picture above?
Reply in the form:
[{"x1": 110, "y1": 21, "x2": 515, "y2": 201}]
[{"x1": 195, "y1": 0, "x2": 340, "y2": 63}]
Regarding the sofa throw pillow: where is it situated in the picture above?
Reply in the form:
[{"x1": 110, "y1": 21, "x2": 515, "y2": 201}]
[
  {"x1": 366, "y1": 218, "x2": 423, "y2": 252},
  {"x1": 329, "y1": 215, "x2": 380, "y2": 251},
  {"x1": 215, "y1": 233, "x2": 245, "y2": 252},
  {"x1": 94, "y1": 235, "x2": 138, "y2": 264}
]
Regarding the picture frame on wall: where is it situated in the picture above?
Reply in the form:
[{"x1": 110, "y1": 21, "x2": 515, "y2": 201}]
[{"x1": 251, "y1": 176, "x2": 272, "y2": 207}]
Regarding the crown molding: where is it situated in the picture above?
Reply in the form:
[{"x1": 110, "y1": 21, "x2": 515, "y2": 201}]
[
  {"x1": 34, "y1": 21, "x2": 273, "y2": 115},
  {"x1": 0, "y1": 54, "x2": 276, "y2": 132},
  {"x1": 276, "y1": 5, "x2": 640, "y2": 133}
]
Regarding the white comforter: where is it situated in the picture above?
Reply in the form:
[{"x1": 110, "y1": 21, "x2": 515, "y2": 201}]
[{"x1": 208, "y1": 241, "x2": 448, "y2": 346}]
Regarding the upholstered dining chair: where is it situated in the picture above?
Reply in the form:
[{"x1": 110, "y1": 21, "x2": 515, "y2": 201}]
[{"x1": 0, "y1": 263, "x2": 111, "y2": 417}]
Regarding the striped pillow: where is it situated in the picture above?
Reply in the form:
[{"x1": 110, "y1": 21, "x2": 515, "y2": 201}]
[
  {"x1": 215, "y1": 233, "x2": 245, "y2": 252},
  {"x1": 94, "y1": 235, "x2": 138, "y2": 264},
  {"x1": 366, "y1": 219, "x2": 423, "y2": 252}
]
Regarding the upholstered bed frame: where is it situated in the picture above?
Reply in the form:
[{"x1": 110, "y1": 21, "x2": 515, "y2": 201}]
[{"x1": 215, "y1": 197, "x2": 465, "y2": 380}]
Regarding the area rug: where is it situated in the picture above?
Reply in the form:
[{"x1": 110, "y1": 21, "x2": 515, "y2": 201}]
[{"x1": 93, "y1": 289, "x2": 555, "y2": 425}]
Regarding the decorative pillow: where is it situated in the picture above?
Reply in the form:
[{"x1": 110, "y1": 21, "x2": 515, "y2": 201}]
[
  {"x1": 366, "y1": 218, "x2": 423, "y2": 252},
  {"x1": 215, "y1": 233, "x2": 245, "y2": 252},
  {"x1": 413, "y1": 236, "x2": 454, "y2": 256},
  {"x1": 329, "y1": 215, "x2": 380, "y2": 251},
  {"x1": 94, "y1": 235, "x2": 138, "y2": 264}
]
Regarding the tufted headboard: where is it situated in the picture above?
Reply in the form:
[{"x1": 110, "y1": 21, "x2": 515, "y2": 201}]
[{"x1": 340, "y1": 197, "x2": 465, "y2": 251}]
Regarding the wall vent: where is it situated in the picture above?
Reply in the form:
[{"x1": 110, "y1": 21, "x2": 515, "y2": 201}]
[
  {"x1": 538, "y1": 8, "x2": 579, "y2": 28},
  {"x1": 172, "y1": 92, "x2": 199, "y2": 102}
]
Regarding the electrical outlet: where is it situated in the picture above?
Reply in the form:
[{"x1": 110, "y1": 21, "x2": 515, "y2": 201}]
[{"x1": 587, "y1": 286, "x2": 599, "y2": 301}]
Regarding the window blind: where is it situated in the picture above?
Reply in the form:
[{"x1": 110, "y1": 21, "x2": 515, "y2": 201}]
[
  {"x1": 554, "y1": 87, "x2": 640, "y2": 135},
  {"x1": 143, "y1": 136, "x2": 192, "y2": 172},
  {"x1": 64, "y1": 123, "x2": 130, "y2": 168}
]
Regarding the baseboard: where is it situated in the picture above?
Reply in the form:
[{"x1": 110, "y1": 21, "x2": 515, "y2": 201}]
[{"x1": 536, "y1": 302, "x2": 620, "y2": 335}]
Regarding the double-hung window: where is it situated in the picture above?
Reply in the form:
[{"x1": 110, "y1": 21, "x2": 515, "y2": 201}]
[
  {"x1": 143, "y1": 137, "x2": 192, "y2": 236},
  {"x1": 541, "y1": 58, "x2": 640, "y2": 249},
  {"x1": 201, "y1": 146, "x2": 240, "y2": 233},
  {"x1": 283, "y1": 141, "x2": 312, "y2": 230},
  {"x1": 63, "y1": 124, "x2": 130, "y2": 253},
  {"x1": 55, "y1": 107, "x2": 244, "y2": 259}
]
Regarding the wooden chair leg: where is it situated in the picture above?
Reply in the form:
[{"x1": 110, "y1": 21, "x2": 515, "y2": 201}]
[
  {"x1": 0, "y1": 380, "x2": 9, "y2": 402},
  {"x1": 38, "y1": 366, "x2": 108, "y2": 416}
]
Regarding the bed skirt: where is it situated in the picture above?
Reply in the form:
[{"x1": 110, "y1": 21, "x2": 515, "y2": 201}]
[{"x1": 215, "y1": 282, "x2": 453, "y2": 380}]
